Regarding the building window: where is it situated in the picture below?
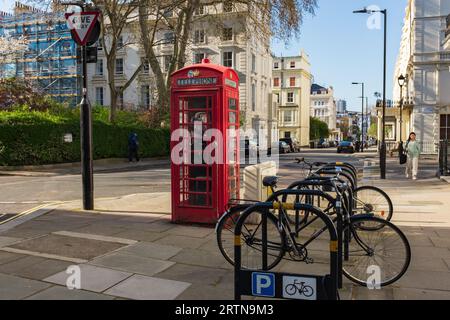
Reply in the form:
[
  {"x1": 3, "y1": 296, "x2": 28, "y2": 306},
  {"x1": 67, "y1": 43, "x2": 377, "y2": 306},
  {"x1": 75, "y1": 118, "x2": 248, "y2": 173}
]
[
  {"x1": 163, "y1": 55, "x2": 172, "y2": 72},
  {"x1": 222, "y1": 51, "x2": 233, "y2": 67},
  {"x1": 222, "y1": 27, "x2": 233, "y2": 41},
  {"x1": 285, "y1": 132, "x2": 291, "y2": 138},
  {"x1": 95, "y1": 87, "x2": 104, "y2": 106},
  {"x1": 141, "y1": 58, "x2": 149, "y2": 74},
  {"x1": 251, "y1": 83, "x2": 256, "y2": 111},
  {"x1": 275, "y1": 93, "x2": 280, "y2": 103},
  {"x1": 195, "y1": 5, "x2": 204, "y2": 15},
  {"x1": 284, "y1": 111, "x2": 292, "y2": 122},
  {"x1": 251, "y1": 54, "x2": 256, "y2": 73},
  {"x1": 287, "y1": 92, "x2": 294, "y2": 103},
  {"x1": 117, "y1": 36, "x2": 123, "y2": 49},
  {"x1": 440, "y1": 114, "x2": 450, "y2": 140},
  {"x1": 95, "y1": 59, "x2": 103, "y2": 75},
  {"x1": 274, "y1": 62, "x2": 279, "y2": 69},
  {"x1": 163, "y1": 8, "x2": 173, "y2": 18},
  {"x1": 290, "y1": 61, "x2": 295, "y2": 68},
  {"x1": 164, "y1": 32, "x2": 175, "y2": 44},
  {"x1": 194, "y1": 29, "x2": 205, "y2": 44},
  {"x1": 273, "y1": 78, "x2": 279, "y2": 87},
  {"x1": 194, "y1": 53, "x2": 205, "y2": 64},
  {"x1": 115, "y1": 58, "x2": 124, "y2": 75},
  {"x1": 141, "y1": 85, "x2": 150, "y2": 108},
  {"x1": 223, "y1": 1, "x2": 233, "y2": 12},
  {"x1": 290, "y1": 77, "x2": 295, "y2": 87}
]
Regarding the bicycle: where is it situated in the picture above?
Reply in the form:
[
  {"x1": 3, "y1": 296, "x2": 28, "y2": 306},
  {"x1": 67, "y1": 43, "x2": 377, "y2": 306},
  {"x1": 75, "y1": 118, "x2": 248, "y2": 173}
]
[
  {"x1": 285, "y1": 280, "x2": 314, "y2": 297},
  {"x1": 217, "y1": 175, "x2": 411, "y2": 287},
  {"x1": 292, "y1": 158, "x2": 393, "y2": 222}
]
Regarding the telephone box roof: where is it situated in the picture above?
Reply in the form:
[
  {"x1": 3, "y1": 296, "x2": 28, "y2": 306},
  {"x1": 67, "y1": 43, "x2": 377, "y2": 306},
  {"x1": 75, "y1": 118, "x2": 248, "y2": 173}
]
[{"x1": 171, "y1": 58, "x2": 239, "y2": 80}]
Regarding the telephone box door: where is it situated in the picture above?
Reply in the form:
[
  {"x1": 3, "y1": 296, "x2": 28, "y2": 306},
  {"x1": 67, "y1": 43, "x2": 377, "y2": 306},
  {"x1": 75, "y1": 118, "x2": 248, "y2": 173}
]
[{"x1": 172, "y1": 92, "x2": 219, "y2": 223}]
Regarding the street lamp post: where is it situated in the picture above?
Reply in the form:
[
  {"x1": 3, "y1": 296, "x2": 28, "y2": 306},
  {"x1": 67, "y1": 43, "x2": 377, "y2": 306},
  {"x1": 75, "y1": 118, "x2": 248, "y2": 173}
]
[
  {"x1": 352, "y1": 82, "x2": 365, "y2": 152},
  {"x1": 398, "y1": 75, "x2": 406, "y2": 159},
  {"x1": 354, "y1": 7, "x2": 388, "y2": 179}
]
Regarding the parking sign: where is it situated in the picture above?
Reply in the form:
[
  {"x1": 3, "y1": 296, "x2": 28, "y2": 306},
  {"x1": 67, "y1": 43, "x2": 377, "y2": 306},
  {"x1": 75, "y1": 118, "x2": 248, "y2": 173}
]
[{"x1": 251, "y1": 272, "x2": 275, "y2": 297}]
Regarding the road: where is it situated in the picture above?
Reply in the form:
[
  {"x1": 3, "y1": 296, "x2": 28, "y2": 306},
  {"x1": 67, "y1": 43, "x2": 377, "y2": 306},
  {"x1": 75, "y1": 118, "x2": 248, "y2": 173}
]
[{"x1": 0, "y1": 148, "x2": 364, "y2": 217}]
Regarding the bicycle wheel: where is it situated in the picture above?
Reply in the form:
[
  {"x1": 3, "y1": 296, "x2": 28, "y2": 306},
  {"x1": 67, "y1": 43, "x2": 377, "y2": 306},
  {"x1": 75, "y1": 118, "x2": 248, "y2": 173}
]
[
  {"x1": 342, "y1": 216, "x2": 411, "y2": 287},
  {"x1": 285, "y1": 284, "x2": 297, "y2": 296},
  {"x1": 302, "y1": 285, "x2": 314, "y2": 297},
  {"x1": 353, "y1": 186, "x2": 393, "y2": 222},
  {"x1": 217, "y1": 208, "x2": 285, "y2": 270}
]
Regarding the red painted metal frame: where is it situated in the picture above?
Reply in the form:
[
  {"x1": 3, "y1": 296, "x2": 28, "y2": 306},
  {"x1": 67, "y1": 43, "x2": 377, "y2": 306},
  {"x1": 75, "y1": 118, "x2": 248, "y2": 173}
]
[{"x1": 170, "y1": 60, "x2": 240, "y2": 224}]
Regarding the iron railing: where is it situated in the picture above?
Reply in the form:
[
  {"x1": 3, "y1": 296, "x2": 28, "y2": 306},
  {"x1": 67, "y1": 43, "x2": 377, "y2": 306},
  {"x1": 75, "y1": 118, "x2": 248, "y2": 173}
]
[
  {"x1": 439, "y1": 140, "x2": 450, "y2": 176},
  {"x1": 384, "y1": 140, "x2": 439, "y2": 155}
]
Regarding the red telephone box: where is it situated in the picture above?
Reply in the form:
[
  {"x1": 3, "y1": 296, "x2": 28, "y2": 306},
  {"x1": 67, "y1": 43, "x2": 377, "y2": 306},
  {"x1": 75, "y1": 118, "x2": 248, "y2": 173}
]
[{"x1": 170, "y1": 59, "x2": 240, "y2": 224}]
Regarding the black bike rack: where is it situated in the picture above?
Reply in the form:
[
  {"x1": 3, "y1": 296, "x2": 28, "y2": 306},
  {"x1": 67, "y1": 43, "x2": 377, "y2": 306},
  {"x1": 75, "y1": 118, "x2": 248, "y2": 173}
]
[{"x1": 234, "y1": 202, "x2": 339, "y2": 301}]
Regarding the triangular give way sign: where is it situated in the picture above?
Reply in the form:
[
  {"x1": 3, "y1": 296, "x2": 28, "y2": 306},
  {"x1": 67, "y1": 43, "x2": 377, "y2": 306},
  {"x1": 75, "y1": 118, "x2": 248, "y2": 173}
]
[{"x1": 65, "y1": 11, "x2": 100, "y2": 46}]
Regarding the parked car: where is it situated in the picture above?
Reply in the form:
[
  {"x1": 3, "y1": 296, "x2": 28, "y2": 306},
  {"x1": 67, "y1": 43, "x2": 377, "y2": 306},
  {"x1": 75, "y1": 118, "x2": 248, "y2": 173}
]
[
  {"x1": 279, "y1": 137, "x2": 301, "y2": 153},
  {"x1": 279, "y1": 141, "x2": 291, "y2": 154},
  {"x1": 337, "y1": 141, "x2": 355, "y2": 153}
]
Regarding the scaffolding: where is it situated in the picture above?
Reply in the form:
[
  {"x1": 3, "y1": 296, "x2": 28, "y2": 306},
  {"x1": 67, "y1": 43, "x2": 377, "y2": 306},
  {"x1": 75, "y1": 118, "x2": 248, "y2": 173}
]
[{"x1": 0, "y1": 1, "x2": 80, "y2": 106}]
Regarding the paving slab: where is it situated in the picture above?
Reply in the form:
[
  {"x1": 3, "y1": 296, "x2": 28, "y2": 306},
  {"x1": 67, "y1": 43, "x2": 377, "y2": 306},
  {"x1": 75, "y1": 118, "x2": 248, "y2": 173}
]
[
  {"x1": 0, "y1": 236, "x2": 22, "y2": 248},
  {"x1": 165, "y1": 225, "x2": 215, "y2": 238},
  {"x1": 175, "y1": 283, "x2": 233, "y2": 300},
  {"x1": 7, "y1": 234, "x2": 127, "y2": 261},
  {"x1": 44, "y1": 264, "x2": 132, "y2": 293},
  {"x1": 396, "y1": 270, "x2": 450, "y2": 291},
  {"x1": 111, "y1": 229, "x2": 166, "y2": 242},
  {"x1": 117, "y1": 242, "x2": 182, "y2": 261},
  {"x1": 89, "y1": 252, "x2": 175, "y2": 276},
  {"x1": 104, "y1": 274, "x2": 190, "y2": 300},
  {"x1": 72, "y1": 224, "x2": 127, "y2": 236},
  {"x1": 26, "y1": 286, "x2": 115, "y2": 300},
  {"x1": 0, "y1": 256, "x2": 72, "y2": 280},
  {"x1": 0, "y1": 273, "x2": 51, "y2": 299},
  {"x1": 393, "y1": 287, "x2": 450, "y2": 300},
  {"x1": 155, "y1": 263, "x2": 231, "y2": 286},
  {"x1": 169, "y1": 248, "x2": 232, "y2": 270},
  {"x1": 350, "y1": 286, "x2": 395, "y2": 300},
  {"x1": 0, "y1": 251, "x2": 24, "y2": 265},
  {"x1": 155, "y1": 235, "x2": 210, "y2": 249},
  {"x1": 429, "y1": 237, "x2": 450, "y2": 248}
]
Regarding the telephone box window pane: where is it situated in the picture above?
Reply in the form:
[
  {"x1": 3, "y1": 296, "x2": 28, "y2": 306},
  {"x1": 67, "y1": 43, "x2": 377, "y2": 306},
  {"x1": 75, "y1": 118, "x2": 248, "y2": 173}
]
[
  {"x1": 229, "y1": 112, "x2": 236, "y2": 124},
  {"x1": 188, "y1": 97, "x2": 208, "y2": 109},
  {"x1": 229, "y1": 98, "x2": 236, "y2": 110}
]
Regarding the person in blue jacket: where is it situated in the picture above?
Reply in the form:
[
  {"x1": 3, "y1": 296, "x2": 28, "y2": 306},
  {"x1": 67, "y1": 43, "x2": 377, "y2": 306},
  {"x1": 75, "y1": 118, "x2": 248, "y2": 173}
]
[{"x1": 128, "y1": 132, "x2": 140, "y2": 162}]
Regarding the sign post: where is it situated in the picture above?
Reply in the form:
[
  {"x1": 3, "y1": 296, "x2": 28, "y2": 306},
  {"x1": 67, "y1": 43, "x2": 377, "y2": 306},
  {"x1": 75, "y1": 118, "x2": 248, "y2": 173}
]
[{"x1": 65, "y1": 3, "x2": 100, "y2": 210}]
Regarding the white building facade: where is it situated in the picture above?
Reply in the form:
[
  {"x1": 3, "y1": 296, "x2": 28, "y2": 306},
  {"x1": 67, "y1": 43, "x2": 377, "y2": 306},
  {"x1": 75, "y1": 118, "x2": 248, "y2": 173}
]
[
  {"x1": 272, "y1": 51, "x2": 312, "y2": 146},
  {"x1": 87, "y1": 2, "x2": 273, "y2": 144},
  {"x1": 310, "y1": 84, "x2": 339, "y2": 140},
  {"x1": 393, "y1": 0, "x2": 450, "y2": 151}
]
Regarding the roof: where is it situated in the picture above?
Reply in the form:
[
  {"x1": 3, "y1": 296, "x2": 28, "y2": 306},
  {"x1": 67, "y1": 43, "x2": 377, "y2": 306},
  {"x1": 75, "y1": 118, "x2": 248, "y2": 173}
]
[{"x1": 311, "y1": 83, "x2": 328, "y2": 93}]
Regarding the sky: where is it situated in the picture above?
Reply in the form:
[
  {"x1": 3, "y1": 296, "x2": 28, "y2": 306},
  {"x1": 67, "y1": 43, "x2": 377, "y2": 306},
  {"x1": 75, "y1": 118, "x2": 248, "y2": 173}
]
[
  {"x1": 1, "y1": 0, "x2": 408, "y2": 111},
  {"x1": 272, "y1": 0, "x2": 408, "y2": 111}
]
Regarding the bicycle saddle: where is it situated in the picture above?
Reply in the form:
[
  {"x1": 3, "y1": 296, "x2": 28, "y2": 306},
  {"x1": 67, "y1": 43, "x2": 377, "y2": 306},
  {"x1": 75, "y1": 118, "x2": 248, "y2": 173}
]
[{"x1": 263, "y1": 176, "x2": 279, "y2": 188}]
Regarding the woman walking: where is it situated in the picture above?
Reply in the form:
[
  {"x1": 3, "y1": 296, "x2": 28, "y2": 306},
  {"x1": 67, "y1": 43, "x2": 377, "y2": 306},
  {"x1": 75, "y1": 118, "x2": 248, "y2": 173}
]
[{"x1": 405, "y1": 132, "x2": 421, "y2": 180}]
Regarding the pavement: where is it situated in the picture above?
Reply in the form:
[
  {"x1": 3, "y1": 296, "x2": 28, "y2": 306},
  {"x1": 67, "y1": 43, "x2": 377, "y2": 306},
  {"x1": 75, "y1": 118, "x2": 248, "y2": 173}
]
[{"x1": 0, "y1": 150, "x2": 450, "y2": 300}]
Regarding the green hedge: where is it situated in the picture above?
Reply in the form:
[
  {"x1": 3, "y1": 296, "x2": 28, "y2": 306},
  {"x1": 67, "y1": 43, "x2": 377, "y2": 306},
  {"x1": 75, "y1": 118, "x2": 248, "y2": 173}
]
[{"x1": 0, "y1": 122, "x2": 170, "y2": 166}]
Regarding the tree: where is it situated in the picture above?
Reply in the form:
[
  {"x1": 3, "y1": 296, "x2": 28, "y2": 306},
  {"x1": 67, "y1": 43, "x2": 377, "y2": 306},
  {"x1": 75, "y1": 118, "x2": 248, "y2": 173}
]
[
  {"x1": 93, "y1": 0, "x2": 144, "y2": 123},
  {"x1": 0, "y1": 36, "x2": 28, "y2": 78},
  {"x1": 368, "y1": 122, "x2": 377, "y2": 138},
  {"x1": 137, "y1": 0, "x2": 318, "y2": 125},
  {"x1": 310, "y1": 117, "x2": 330, "y2": 140}
]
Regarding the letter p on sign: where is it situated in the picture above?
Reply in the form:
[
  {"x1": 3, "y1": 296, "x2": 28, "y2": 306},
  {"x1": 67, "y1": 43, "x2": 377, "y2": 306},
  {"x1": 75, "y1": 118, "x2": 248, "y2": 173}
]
[{"x1": 252, "y1": 272, "x2": 275, "y2": 297}]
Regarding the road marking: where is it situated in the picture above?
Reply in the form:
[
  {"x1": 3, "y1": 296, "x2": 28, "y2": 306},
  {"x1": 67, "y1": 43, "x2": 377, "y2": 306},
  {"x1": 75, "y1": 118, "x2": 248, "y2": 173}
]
[
  {"x1": 0, "y1": 203, "x2": 51, "y2": 225},
  {"x1": 53, "y1": 231, "x2": 137, "y2": 245},
  {"x1": 0, "y1": 247, "x2": 87, "y2": 264}
]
